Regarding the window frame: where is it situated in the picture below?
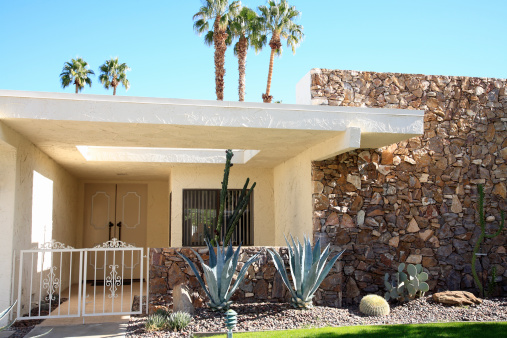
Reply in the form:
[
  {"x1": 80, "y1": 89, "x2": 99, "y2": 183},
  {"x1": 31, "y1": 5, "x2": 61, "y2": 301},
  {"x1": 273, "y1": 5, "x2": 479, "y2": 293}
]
[{"x1": 181, "y1": 189, "x2": 254, "y2": 247}]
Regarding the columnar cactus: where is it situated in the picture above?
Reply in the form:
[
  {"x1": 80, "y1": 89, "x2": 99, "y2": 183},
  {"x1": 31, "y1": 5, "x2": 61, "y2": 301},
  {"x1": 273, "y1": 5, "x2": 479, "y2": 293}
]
[
  {"x1": 384, "y1": 263, "x2": 429, "y2": 302},
  {"x1": 471, "y1": 184, "x2": 505, "y2": 297},
  {"x1": 211, "y1": 149, "x2": 256, "y2": 246}
]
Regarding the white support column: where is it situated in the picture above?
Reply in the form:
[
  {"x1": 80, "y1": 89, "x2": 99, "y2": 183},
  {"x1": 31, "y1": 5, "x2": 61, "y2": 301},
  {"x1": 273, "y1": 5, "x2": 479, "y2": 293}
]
[
  {"x1": 0, "y1": 140, "x2": 16, "y2": 323},
  {"x1": 309, "y1": 127, "x2": 362, "y2": 161}
]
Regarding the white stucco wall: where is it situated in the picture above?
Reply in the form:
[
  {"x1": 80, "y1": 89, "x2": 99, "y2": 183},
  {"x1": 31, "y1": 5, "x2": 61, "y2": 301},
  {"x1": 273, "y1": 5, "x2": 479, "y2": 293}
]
[
  {"x1": 0, "y1": 139, "x2": 16, "y2": 317},
  {"x1": 170, "y1": 165, "x2": 275, "y2": 247},
  {"x1": 0, "y1": 121, "x2": 79, "y2": 316},
  {"x1": 273, "y1": 153, "x2": 313, "y2": 245}
]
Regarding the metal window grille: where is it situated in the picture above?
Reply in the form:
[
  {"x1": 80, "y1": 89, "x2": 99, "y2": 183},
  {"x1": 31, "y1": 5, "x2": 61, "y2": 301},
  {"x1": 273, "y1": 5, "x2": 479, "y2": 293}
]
[{"x1": 182, "y1": 189, "x2": 253, "y2": 246}]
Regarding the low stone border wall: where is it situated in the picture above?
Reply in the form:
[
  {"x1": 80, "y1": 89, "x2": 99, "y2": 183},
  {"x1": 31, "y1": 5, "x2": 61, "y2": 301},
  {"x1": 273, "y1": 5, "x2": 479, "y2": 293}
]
[{"x1": 149, "y1": 246, "x2": 343, "y2": 312}]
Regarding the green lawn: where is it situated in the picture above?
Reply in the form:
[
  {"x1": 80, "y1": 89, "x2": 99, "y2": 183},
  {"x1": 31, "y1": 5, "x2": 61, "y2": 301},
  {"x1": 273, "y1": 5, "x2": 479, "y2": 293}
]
[{"x1": 200, "y1": 322, "x2": 507, "y2": 337}]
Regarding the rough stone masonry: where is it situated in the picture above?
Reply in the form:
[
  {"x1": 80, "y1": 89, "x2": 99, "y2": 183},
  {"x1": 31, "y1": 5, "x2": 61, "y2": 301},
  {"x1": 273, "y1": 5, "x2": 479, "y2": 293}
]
[
  {"x1": 149, "y1": 246, "x2": 343, "y2": 311},
  {"x1": 310, "y1": 69, "x2": 507, "y2": 304}
]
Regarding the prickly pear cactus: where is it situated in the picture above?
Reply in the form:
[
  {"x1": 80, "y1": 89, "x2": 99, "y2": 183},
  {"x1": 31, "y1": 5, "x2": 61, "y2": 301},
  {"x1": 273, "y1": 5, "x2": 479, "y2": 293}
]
[
  {"x1": 359, "y1": 294, "x2": 390, "y2": 316},
  {"x1": 384, "y1": 263, "x2": 430, "y2": 302}
]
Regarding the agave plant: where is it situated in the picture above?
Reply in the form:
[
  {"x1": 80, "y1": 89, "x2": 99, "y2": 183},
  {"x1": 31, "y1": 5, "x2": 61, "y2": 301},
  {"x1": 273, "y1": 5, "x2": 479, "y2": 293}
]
[
  {"x1": 1, "y1": 301, "x2": 50, "y2": 336},
  {"x1": 267, "y1": 236, "x2": 345, "y2": 309},
  {"x1": 178, "y1": 239, "x2": 259, "y2": 311}
]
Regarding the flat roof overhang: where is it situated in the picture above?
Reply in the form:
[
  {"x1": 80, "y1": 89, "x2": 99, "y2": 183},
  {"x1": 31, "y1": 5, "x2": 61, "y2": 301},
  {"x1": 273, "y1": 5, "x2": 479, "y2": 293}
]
[{"x1": 0, "y1": 90, "x2": 424, "y2": 179}]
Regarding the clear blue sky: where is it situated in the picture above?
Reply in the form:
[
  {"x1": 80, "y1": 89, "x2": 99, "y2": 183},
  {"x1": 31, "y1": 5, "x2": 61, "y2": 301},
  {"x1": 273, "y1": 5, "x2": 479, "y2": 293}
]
[{"x1": 1, "y1": 0, "x2": 506, "y2": 104}]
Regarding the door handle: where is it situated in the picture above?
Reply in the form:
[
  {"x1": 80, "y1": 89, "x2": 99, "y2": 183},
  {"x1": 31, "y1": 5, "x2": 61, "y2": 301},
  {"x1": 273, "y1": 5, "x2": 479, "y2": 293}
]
[
  {"x1": 108, "y1": 222, "x2": 114, "y2": 240},
  {"x1": 117, "y1": 221, "x2": 122, "y2": 240}
]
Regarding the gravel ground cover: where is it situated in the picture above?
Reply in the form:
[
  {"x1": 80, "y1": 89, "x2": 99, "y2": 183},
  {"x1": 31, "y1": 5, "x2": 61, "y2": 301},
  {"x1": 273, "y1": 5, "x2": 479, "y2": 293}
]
[
  {"x1": 126, "y1": 297, "x2": 507, "y2": 337},
  {"x1": 9, "y1": 297, "x2": 68, "y2": 338}
]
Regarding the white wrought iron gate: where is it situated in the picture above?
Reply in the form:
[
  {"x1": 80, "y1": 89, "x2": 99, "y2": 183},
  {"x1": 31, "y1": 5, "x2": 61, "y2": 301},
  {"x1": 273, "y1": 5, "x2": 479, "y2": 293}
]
[
  {"x1": 16, "y1": 239, "x2": 145, "y2": 321},
  {"x1": 82, "y1": 239, "x2": 143, "y2": 316}
]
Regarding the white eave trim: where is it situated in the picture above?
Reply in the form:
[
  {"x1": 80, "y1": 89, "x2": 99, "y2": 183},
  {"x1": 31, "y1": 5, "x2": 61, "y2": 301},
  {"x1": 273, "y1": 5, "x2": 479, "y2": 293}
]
[{"x1": 0, "y1": 90, "x2": 424, "y2": 135}]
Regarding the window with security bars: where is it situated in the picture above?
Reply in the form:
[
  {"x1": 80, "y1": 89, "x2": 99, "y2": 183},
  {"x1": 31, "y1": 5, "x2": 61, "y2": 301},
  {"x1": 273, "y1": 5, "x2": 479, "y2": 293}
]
[{"x1": 182, "y1": 189, "x2": 253, "y2": 246}]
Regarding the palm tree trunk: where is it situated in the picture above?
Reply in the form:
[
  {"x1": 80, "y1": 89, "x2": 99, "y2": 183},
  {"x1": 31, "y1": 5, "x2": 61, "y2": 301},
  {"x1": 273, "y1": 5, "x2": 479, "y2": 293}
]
[
  {"x1": 75, "y1": 84, "x2": 78, "y2": 94},
  {"x1": 263, "y1": 34, "x2": 281, "y2": 103},
  {"x1": 112, "y1": 76, "x2": 118, "y2": 95},
  {"x1": 214, "y1": 17, "x2": 228, "y2": 101},
  {"x1": 262, "y1": 47, "x2": 276, "y2": 103},
  {"x1": 237, "y1": 36, "x2": 248, "y2": 102}
]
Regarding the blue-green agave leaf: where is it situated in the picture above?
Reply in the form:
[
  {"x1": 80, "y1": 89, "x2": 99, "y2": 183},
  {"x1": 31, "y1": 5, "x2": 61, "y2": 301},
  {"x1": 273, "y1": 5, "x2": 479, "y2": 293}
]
[
  {"x1": 301, "y1": 258, "x2": 321, "y2": 300},
  {"x1": 220, "y1": 244, "x2": 241, "y2": 298},
  {"x1": 285, "y1": 235, "x2": 297, "y2": 292},
  {"x1": 176, "y1": 251, "x2": 213, "y2": 301},
  {"x1": 308, "y1": 249, "x2": 345, "y2": 297},
  {"x1": 206, "y1": 239, "x2": 217, "y2": 268},
  {"x1": 0, "y1": 302, "x2": 15, "y2": 322},
  {"x1": 226, "y1": 252, "x2": 260, "y2": 301},
  {"x1": 201, "y1": 262, "x2": 219, "y2": 303},
  {"x1": 303, "y1": 236, "x2": 313, "y2": 285},
  {"x1": 312, "y1": 237, "x2": 321, "y2": 265},
  {"x1": 266, "y1": 248, "x2": 297, "y2": 300}
]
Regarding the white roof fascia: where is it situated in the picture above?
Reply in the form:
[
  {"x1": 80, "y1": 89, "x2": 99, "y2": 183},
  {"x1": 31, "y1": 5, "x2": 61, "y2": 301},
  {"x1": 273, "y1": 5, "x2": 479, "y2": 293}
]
[{"x1": 0, "y1": 90, "x2": 424, "y2": 135}]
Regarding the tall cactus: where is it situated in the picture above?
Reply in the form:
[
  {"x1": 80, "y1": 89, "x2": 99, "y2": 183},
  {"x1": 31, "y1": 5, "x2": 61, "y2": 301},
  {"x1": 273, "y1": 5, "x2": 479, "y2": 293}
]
[
  {"x1": 471, "y1": 184, "x2": 505, "y2": 297},
  {"x1": 211, "y1": 149, "x2": 256, "y2": 246}
]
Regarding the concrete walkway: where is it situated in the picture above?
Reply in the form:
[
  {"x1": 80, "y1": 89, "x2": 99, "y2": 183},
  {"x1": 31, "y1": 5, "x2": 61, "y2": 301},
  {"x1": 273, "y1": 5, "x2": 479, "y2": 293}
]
[
  {"x1": 21, "y1": 281, "x2": 146, "y2": 337},
  {"x1": 25, "y1": 322, "x2": 127, "y2": 337}
]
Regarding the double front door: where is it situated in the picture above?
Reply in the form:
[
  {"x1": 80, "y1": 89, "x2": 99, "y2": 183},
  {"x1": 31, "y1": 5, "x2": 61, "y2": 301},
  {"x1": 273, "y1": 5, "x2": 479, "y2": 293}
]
[{"x1": 83, "y1": 183, "x2": 147, "y2": 279}]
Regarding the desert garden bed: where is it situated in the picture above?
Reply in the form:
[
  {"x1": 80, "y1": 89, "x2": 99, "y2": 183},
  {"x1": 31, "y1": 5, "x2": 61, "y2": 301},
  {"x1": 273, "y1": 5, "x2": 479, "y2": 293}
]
[{"x1": 126, "y1": 296, "x2": 507, "y2": 337}]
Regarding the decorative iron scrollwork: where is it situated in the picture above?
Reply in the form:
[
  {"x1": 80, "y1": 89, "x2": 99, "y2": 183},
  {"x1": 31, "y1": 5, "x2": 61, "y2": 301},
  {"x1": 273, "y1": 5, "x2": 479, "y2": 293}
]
[
  {"x1": 105, "y1": 264, "x2": 122, "y2": 298},
  {"x1": 38, "y1": 240, "x2": 74, "y2": 250},
  {"x1": 94, "y1": 238, "x2": 135, "y2": 248},
  {"x1": 42, "y1": 266, "x2": 60, "y2": 301}
]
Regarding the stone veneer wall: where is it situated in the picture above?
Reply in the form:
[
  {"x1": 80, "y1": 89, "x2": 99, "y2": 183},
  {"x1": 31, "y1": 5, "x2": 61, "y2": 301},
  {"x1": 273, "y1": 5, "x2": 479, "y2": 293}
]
[
  {"x1": 149, "y1": 247, "x2": 343, "y2": 311},
  {"x1": 310, "y1": 69, "x2": 507, "y2": 304}
]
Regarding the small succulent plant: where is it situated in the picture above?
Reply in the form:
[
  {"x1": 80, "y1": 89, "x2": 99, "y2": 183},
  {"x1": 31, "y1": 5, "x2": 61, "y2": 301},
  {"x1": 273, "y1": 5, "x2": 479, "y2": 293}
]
[
  {"x1": 384, "y1": 263, "x2": 429, "y2": 302},
  {"x1": 178, "y1": 239, "x2": 259, "y2": 311},
  {"x1": 359, "y1": 294, "x2": 390, "y2": 316},
  {"x1": 168, "y1": 311, "x2": 192, "y2": 331},
  {"x1": 267, "y1": 235, "x2": 345, "y2": 309},
  {"x1": 145, "y1": 313, "x2": 168, "y2": 332}
]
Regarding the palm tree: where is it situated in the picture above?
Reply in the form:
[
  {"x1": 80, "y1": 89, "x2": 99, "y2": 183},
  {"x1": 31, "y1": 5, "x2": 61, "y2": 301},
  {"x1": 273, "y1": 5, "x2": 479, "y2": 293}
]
[
  {"x1": 228, "y1": 6, "x2": 266, "y2": 101},
  {"x1": 98, "y1": 57, "x2": 131, "y2": 95},
  {"x1": 258, "y1": 0, "x2": 303, "y2": 103},
  {"x1": 193, "y1": 0, "x2": 241, "y2": 101},
  {"x1": 60, "y1": 58, "x2": 95, "y2": 93}
]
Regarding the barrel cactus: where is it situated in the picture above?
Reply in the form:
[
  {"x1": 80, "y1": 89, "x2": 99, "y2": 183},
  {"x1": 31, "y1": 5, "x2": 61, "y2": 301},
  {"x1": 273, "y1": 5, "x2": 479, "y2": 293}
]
[
  {"x1": 359, "y1": 294, "x2": 390, "y2": 316},
  {"x1": 384, "y1": 263, "x2": 429, "y2": 302},
  {"x1": 267, "y1": 235, "x2": 345, "y2": 309}
]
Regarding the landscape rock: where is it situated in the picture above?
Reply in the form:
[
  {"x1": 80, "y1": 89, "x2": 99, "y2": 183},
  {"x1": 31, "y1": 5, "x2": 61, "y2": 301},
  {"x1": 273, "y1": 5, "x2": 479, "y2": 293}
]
[
  {"x1": 432, "y1": 291, "x2": 483, "y2": 306},
  {"x1": 173, "y1": 283, "x2": 194, "y2": 315}
]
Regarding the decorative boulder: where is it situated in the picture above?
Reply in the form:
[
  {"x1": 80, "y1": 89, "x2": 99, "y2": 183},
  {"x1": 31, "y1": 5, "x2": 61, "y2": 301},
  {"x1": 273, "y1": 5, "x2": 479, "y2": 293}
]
[
  {"x1": 173, "y1": 283, "x2": 194, "y2": 315},
  {"x1": 432, "y1": 291, "x2": 482, "y2": 306}
]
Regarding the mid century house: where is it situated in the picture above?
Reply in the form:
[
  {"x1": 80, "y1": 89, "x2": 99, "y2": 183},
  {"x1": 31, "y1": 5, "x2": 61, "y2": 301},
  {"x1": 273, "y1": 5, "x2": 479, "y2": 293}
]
[
  {"x1": 0, "y1": 70, "x2": 423, "y2": 316},
  {"x1": 5, "y1": 68, "x2": 504, "y2": 316}
]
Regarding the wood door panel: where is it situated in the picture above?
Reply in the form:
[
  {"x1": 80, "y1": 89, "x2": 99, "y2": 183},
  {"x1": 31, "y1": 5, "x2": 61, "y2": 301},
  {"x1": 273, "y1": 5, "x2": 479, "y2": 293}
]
[
  {"x1": 84, "y1": 184, "x2": 116, "y2": 249},
  {"x1": 84, "y1": 183, "x2": 147, "y2": 280},
  {"x1": 116, "y1": 184, "x2": 147, "y2": 247}
]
